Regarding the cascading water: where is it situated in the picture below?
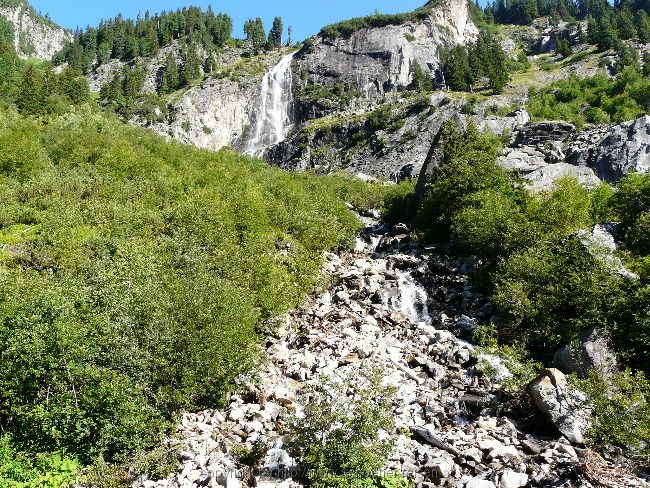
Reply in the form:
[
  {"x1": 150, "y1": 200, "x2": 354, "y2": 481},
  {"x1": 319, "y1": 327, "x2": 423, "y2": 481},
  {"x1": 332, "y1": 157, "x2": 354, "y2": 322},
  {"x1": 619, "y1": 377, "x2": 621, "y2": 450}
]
[
  {"x1": 396, "y1": 270, "x2": 432, "y2": 326},
  {"x1": 245, "y1": 52, "x2": 295, "y2": 156}
]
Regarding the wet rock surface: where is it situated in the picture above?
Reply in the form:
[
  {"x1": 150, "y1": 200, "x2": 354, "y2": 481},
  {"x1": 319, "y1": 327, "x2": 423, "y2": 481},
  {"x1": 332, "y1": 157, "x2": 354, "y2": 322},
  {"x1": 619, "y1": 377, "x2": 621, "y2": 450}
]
[{"x1": 132, "y1": 220, "x2": 648, "y2": 488}]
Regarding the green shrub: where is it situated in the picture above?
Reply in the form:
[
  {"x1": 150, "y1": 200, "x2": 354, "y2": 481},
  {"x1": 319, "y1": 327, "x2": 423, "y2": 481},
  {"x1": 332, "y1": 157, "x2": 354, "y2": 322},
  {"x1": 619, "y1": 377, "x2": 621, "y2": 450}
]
[
  {"x1": 285, "y1": 366, "x2": 397, "y2": 488},
  {"x1": 576, "y1": 370, "x2": 650, "y2": 463},
  {"x1": 527, "y1": 70, "x2": 650, "y2": 128},
  {"x1": 493, "y1": 239, "x2": 624, "y2": 354},
  {"x1": 415, "y1": 121, "x2": 508, "y2": 239},
  {"x1": 0, "y1": 107, "x2": 381, "y2": 464},
  {"x1": 0, "y1": 437, "x2": 80, "y2": 487},
  {"x1": 612, "y1": 172, "x2": 650, "y2": 254}
]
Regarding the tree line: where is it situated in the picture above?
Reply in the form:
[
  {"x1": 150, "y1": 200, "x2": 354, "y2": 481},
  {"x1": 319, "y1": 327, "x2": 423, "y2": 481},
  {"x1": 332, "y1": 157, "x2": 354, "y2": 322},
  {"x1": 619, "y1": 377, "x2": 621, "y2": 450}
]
[
  {"x1": 484, "y1": 0, "x2": 650, "y2": 48},
  {"x1": 53, "y1": 7, "x2": 289, "y2": 77}
]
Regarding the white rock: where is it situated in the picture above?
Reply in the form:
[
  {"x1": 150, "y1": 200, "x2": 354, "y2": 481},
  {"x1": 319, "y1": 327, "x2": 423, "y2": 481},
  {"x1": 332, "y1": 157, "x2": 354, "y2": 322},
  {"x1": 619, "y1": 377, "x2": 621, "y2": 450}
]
[
  {"x1": 499, "y1": 470, "x2": 529, "y2": 488},
  {"x1": 466, "y1": 479, "x2": 497, "y2": 488}
]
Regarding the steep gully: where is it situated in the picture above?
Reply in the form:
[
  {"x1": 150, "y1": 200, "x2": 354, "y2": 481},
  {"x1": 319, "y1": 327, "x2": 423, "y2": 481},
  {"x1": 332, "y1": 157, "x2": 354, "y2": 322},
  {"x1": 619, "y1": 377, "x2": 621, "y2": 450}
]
[{"x1": 134, "y1": 216, "x2": 645, "y2": 488}]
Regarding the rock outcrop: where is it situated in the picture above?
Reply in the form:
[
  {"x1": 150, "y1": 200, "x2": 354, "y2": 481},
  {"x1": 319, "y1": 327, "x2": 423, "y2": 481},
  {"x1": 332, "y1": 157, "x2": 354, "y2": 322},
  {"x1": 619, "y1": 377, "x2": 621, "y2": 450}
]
[
  {"x1": 149, "y1": 76, "x2": 261, "y2": 152},
  {"x1": 0, "y1": 3, "x2": 71, "y2": 60},
  {"x1": 293, "y1": 0, "x2": 478, "y2": 98},
  {"x1": 577, "y1": 224, "x2": 640, "y2": 280},
  {"x1": 568, "y1": 115, "x2": 650, "y2": 183},
  {"x1": 497, "y1": 120, "x2": 602, "y2": 190}
]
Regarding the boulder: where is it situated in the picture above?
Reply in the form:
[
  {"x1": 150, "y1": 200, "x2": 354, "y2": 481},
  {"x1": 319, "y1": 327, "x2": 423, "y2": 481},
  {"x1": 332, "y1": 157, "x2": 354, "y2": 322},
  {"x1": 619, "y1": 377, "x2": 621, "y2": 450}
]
[
  {"x1": 528, "y1": 369, "x2": 590, "y2": 444},
  {"x1": 568, "y1": 115, "x2": 650, "y2": 182},
  {"x1": 498, "y1": 470, "x2": 529, "y2": 488},
  {"x1": 466, "y1": 479, "x2": 497, "y2": 488},
  {"x1": 554, "y1": 327, "x2": 618, "y2": 378}
]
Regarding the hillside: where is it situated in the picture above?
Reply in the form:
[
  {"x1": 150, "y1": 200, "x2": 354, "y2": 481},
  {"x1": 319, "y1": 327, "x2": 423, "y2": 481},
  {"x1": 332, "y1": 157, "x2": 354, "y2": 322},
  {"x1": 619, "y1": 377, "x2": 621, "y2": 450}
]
[{"x1": 1, "y1": 0, "x2": 650, "y2": 487}]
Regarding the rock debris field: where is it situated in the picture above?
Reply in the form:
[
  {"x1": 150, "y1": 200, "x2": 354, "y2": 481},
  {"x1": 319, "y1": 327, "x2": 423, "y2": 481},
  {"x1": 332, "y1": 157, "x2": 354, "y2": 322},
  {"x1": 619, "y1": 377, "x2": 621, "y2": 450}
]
[{"x1": 135, "y1": 216, "x2": 647, "y2": 488}]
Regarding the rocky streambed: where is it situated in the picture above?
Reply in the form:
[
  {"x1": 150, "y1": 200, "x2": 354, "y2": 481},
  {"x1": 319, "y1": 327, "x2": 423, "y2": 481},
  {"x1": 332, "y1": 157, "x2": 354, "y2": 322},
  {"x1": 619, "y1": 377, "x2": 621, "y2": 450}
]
[{"x1": 134, "y1": 217, "x2": 647, "y2": 488}]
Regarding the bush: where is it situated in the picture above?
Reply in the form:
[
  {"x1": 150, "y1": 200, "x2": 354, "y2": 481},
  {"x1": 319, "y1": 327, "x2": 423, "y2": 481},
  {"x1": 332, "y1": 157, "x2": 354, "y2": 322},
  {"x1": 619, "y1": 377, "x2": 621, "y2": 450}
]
[
  {"x1": 285, "y1": 366, "x2": 398, "y2": 488},
  {"x1": 0, "y1": 107, "x2": 382, "y2": 464},
  {"x1": 415, "y1": 121, "x2": 507, "y2": 239},
  {"x1": 0, "y1": 437, "x2": 79, "y2": 487},
  {"x1": 576, "y1": 370, "x2": 650, "y2": 463},
  {"x1": 493, "y1": 239, "x2": 625, "y2": 354},
  {"x1": 527, "y1": 71, "x2": 650, "y2": 128}
]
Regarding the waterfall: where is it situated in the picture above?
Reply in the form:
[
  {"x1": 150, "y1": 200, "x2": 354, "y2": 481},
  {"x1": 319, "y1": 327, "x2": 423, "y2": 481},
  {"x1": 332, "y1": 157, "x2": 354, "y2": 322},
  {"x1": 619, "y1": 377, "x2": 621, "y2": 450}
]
[
  {"x1": 245, "y1": 52, "x2": 295, "y2": 157},
  {"x1": 396, "y1": 270, "x2": 432, "y2": 326}
]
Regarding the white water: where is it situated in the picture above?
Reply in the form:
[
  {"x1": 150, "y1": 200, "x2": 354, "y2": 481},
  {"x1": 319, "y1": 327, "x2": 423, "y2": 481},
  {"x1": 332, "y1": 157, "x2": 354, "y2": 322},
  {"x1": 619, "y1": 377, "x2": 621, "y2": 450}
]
[
  {"x1": 245, "y1": 53, "x2": 295, "y2": 156},
  {"x1": 396, "y1": 270, "x2": 432, "y2": 326}
]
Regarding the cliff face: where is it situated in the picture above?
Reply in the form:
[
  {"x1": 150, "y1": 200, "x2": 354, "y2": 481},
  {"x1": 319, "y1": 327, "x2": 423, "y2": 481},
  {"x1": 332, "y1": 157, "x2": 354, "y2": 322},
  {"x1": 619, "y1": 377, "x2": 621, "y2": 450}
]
[
  {"x1": 293, "y1": 0, "x2": 478, "y2": 98},
  {"x1": 0, "y1": 3, "x2": 71, "y2": 60},
  {"x1": 149, "y1": 77, "x2": 261, "y2": 152}
]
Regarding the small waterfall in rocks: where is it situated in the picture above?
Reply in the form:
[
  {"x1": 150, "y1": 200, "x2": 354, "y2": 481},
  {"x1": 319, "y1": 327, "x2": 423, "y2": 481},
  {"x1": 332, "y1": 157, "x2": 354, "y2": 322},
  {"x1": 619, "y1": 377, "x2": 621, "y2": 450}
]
[
  {"x1": 135, "y1": 217, "x2": 644, "y2": 488},
  {"x1": 396, "y1": 270, "x2": 432, "y2": 326},
  {"x1": 245, "y1": 52, "x2": 295, "y2": 157}
]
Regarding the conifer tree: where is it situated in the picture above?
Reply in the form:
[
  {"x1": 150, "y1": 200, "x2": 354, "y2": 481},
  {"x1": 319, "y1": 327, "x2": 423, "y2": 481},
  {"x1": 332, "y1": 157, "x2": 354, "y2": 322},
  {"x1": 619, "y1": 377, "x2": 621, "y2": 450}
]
[
  {"x1": 159, "y1": 52, "x2": 180, "y2": 94},
  {"x1": 409, "y1": 61, "x2": 433, "y2": 91},
  {"x1": 244, "y1": 17, "x2": 266, "y2": 52},
  {"x1": 637, "y1": 10, "x2": 650, "y2": 43},
  {"x1": 17, "y1": 65, "x2": 46, "y2": 115},
  {"x1": 268, "y1": 17, "x2": 283, "y2": 50},
  {"x1": 181, "y1": 43, "x2": 202, "y2": 84},
  {"x1": 617, "y1": 8, "x2": 638, "y2": 40}
]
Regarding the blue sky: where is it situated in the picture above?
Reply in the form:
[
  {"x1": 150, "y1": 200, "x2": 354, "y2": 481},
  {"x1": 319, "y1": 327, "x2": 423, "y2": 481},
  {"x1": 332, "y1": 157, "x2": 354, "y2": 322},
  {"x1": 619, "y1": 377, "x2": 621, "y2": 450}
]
[{"x1": 29, "y1": 0, "x2": 434, "y2": 42}]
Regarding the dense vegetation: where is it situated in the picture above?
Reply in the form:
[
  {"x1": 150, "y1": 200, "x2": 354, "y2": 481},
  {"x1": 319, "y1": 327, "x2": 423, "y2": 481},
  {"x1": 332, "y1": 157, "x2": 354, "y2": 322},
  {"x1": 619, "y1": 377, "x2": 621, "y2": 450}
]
[
  {"x1": 439, "y1": 31, "x2": 511, "y2": 94},
  {"x1": 527, "y1": 67, "x2": 650, "y2": 127},
  {"x1": 53, "y1": 7, "x2": 234, "y2": 73},
  {"x1": 398, "y1": 121, "x2": 650, "y2": 462}
]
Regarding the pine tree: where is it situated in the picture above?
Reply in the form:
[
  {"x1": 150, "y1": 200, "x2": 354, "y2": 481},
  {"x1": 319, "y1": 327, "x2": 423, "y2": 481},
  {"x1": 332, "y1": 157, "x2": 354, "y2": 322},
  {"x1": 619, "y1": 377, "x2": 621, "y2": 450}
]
[
  {"x1": 637, "y1": 10, "x2": 650, "y2": 43},
  {"x1": 17, "y1": 65, "x2": 45, "y2": 115},
  {"x1": 617, "y1": 8, "x2": 638, "y2": 40},
  {"x1": 244, "y1": 18, "x2": 266, "y2": 52},
  {"x1": 159, "y1": 52, "x2": 180, "y2": 93},
  {"x1": 181, "y1": 43, "x2": 202, "y2": 85},
  {"x1": 487, "y1": 41, "x2": 510, "y2": 93},
  {"x1": 100, "y1": 71, "x2": 125, "y2": 104},
  {"x1": 268, "y1": 17, "x2": 283, "y2": 50},
  {"x1": 443, "y1": 46, "x2": 471, "y2": 91},
  {"x1": 587, "y1": 16, "x2": 600, "y2": 45},
  {"x1": 597, "y1": 16, "x2": 618, "y2": 51},
  {"x1": 409, "y1": 61, "x2": 433, "y2": 91}
]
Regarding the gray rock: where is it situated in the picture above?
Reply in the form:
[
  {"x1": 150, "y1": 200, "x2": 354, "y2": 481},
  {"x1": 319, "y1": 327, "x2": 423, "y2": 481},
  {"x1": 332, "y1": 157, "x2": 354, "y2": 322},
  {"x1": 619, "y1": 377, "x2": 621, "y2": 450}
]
[
  {"x1": 426, "y1": 456, "x2": 456, "y2": 478},
  {"x1": 514, "y1": 121, "x2": 576, "y2": 146},
  {"x1": 466, "y1": 479, "x2": 497, "y2": 488},
  {"x1": 498, "y1": 470, "x2": 529, "y2": 488},
  {"x1": 554, "y1": 327, "x2": 618, "y2": 379},
  {"x1": 568, "y1": 115, "x2": 650, "y2": 182},
  {"x1": 524, "y1": 163, "x2": 601, "y2": 191},
  {"x1": 0, "y1": 5, "x2": 71, "y2": 60},
  {"x1": 294, "y1": 0, "x2": 478, "y2": 98},
  {"x1": 529, "y1": 369, "x2": 590, "y2": 444}
]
